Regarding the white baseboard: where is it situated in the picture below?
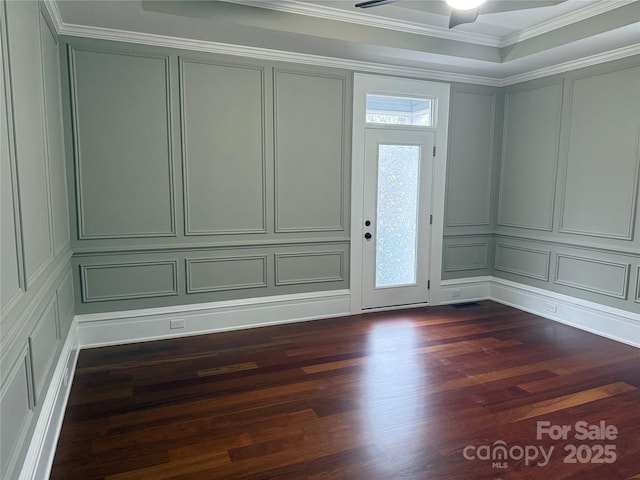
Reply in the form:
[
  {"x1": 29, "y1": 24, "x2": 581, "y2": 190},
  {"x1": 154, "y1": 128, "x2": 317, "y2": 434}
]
[
  {"x1": 490, "y1": 277, "x2": 640, "y2": 348},
  {"x1": 69, "y1": 278, "x2": 640, "y2": 353},
  {"x1": 439, "y1": 276, "x2": 491, "y2": 304},
  {"x1": 440, "y1": 276, "x2": 639, "y2": 348},
  {"x1": 76, "y1": 289, "x2": 352, "y2": 348},
  {"x1": 19, "y1": 322, "x2": 80, "y2": 480}
]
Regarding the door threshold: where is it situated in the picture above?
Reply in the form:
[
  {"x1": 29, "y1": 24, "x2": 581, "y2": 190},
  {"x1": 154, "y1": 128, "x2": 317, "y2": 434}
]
[{"x1": 360, "y1": 302, "x2": 430, "y2": 313}]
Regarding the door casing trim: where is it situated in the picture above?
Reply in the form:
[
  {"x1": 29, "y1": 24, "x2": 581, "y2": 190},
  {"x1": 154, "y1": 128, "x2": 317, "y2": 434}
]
[{"x1": 350, "y1": 74, "x2": 451, "y2": 313}]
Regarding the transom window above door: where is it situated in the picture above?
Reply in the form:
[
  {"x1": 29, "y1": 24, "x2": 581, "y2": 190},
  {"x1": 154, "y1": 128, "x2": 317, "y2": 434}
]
[{"x1": 365, "y1": 94, "x2": 434, "y2": 126}]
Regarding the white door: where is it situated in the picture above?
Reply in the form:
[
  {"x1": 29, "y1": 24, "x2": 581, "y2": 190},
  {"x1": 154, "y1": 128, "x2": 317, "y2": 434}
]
[{"x1": 362, "y1": 128, "x2": 434, "y2": 309}]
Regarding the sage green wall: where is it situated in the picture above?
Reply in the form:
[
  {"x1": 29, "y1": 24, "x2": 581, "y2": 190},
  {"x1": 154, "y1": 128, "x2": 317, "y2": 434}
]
[
  {"x1": 0, "y1": 2, "x2": 74, "y2": 479},
  {"x1": 64, "y1": 35, "x2": 508, "y2": 315},
  {"x1": 442, "y1": 83, "x2": 503, "y2": 280},
  {"x1": 61, "y1": 38, "x2": 352, "y2": 314},
  {"x1": 493, "y1": 58, "x2": 640, "y2": 313},
  {"x1": 62, "y1": 35, "x2": 639, "y2": 316}
]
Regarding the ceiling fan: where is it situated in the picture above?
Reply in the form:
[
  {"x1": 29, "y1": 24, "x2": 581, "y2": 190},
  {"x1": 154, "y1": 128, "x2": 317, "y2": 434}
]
[{"x1": 354, "y1": 0, "x2": 567, "y2": 29}]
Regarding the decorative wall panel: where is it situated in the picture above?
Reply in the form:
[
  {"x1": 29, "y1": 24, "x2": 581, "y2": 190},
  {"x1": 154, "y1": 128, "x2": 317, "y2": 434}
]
[
  {"x1": 6, "y1": 1, "x2": 53, "y2": 284},
  {"x1": 0, "y1": 49, "x2": 22, "y2": 308},
  {"x1": 186, "y1": 255, "x2": 267, "y2": 293},
  {"x1": 554, "y1": 254, "x2": 629, "y2": 299},
  {"x1": 56, "y1": 272, "x2": 75, "y2": 333},
  {"x1": 28, "y1": 297, "x2": 59, "y2": 405},
  {"x1": 80, "y1": 261, "x2": 179, "y2": 302},
  {"x1": 275, "y1": 70, "x2": 346, "y2": 232},
  {"x1": 498, "y1": 82, "x2": 562, "y2": 231},
  {"x1": 70, "y1": 47, "x2": 175, "y2": 238},
  {"x1": 446, "y1": 91, "x2": 495, "y2": 227},
  {"x1": 444, "y1": 242, "x2": 489, "y2": 272},
  {"x1": 559, "y1": 66, "x2": 640, "y2": 239},
  {"x1": 495, "y1": 243, "x2": 550, "y2": 281},
  {"x1": 40, "y1": 13, "x2": 70, "y2": 254},
  {"x1": 275, "y1": 251, "x2": 344, "y2": 285},
  {"x1": 0, "y1": 350, "x2": 32, "y2": 480},
  {"x1": 181, "y1": 59, "x2": 266, "y2": 235}
]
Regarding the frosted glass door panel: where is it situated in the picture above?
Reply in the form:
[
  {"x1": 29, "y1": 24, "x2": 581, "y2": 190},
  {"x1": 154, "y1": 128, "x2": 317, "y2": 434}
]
[
  {"x1": 375, "y1": 145, "x2": 420, "y2": 288},
  {"x1": 362, "y1": 129, "x2": 434, "y2": 309}
]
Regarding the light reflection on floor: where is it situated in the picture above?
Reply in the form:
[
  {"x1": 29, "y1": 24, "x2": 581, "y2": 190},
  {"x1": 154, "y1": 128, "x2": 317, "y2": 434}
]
[{"x1": 361, "y1": 320, "x2": 427, "y2": 473}]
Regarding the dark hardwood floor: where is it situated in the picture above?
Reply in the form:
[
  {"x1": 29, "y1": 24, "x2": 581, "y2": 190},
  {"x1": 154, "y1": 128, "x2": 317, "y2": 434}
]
[{"x1": 51, "y1": 301, "x2": 640, "y2": 480}]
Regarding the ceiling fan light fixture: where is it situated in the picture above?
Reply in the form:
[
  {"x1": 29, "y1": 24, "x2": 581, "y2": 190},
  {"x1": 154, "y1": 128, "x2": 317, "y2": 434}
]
[{"x1": 445, "y1": 0, "x2": 486, "y2": 10}]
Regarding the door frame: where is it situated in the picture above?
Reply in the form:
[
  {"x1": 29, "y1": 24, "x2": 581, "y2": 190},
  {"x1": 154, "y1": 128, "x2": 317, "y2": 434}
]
[{"x1": 350, "y1": 74, "x2": 450, "y2": 313}]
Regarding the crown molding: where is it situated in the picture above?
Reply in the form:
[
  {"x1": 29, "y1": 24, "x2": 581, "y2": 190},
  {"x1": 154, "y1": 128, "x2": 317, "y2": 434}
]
[
  {"x1": 52, "y1": 21, "x2": 504, "y2": 85},
  {"x1": 221, "y1": 0, "x2": 502, "y2": 47},
  {"x1": 42, "y1": 0, "x2": 63, "y2": 32},
  {"x1": 41, "y1": 0, "x2": 640, "y2": 87},
  {"x1": 500, "y1": 0, "x2": 639, "y2": 47},
  {"x1": 498, "y1": 44, "x2": 640, "y2": 86}
]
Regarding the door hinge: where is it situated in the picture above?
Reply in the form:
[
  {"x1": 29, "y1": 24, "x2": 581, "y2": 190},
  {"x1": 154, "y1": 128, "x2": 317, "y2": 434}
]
[
  {"x1": 433, "y1": 146, "x2": 436, "y2": 157},
  {"x1": 428, "y1": 280, "x2": 431, "y2": 289},
  {"x1": 430, "y1": 214, "x2": 433, "y2": 225}
]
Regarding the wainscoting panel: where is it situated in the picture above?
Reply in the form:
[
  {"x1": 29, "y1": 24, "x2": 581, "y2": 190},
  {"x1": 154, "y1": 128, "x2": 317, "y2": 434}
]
[
  {"x1": 74, "y1": 243, "x2": 350, "y2": 313},
  {"x1": 446, "y1": 90, "x2": 495, "y2": 227},
  {"x1": 69, "y1": 46, "x2": 175, "y2": 239},
  {"x1": 56, "y1": 272, "x2": 75, "y2": 334},
  {"x1": 181, "y1": 58, "x2": 267, "y2": 235},
  {"x1": 554, "y1": 254, "x2": 630, "y2": 299},
  {"x1": 186, "y1": 255, "x2": 268, "y2": 293},
  {"x1": 80, "y1": 261, "x2": 179, "y2": 302},
  {"x1": 443, "y1": 242, "x2": 489, "y2": 272},
  {"x1": 498, "y1": 81, "x2": 562, "y2": 231},
  {"x1": 275, "y1": 251, "x2": 344, "y2": 286},
  {"x1": 635, "y1": 267, "x2": 640, "y2": 304},
  {"x1": 559, "y1": 65, "x2": 640, "y2": 240},
  {"x1": 0, "y1": 348, "x2": 33, "y2": 480},
  {"x1": 494, "y1": 243, "x2": 550, "y2": 281},
  {"x1": 28, "y1": 298, "x2": 59, "y2": 406},
  {"x1": 274, "y1": 69, "x2": 347, "y2": 233}
]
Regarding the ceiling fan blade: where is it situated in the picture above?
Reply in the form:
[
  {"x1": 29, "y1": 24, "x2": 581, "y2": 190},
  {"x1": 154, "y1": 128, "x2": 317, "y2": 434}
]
[
  {"x1": 355, "y1": 0, "x2": 397, "y2": 8},
  {"x1": 449, "y1": 7, "x2": 479, "y2": 28},
  {"x1": 479, "y1": 0, "x2": 566, "y2": 14},
  {"x1": 391, "y1": 2, "x2": 451, "y2": 16}
]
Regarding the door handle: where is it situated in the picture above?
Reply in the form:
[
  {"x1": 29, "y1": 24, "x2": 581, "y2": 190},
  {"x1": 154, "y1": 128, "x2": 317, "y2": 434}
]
[{"x1": 364, "y1": 232, "x2": 372, "y2": 240}]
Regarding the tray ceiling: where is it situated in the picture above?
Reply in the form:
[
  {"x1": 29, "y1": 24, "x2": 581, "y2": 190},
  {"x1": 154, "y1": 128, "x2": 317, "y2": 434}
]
[{"x1": 52, "y1": 0, "x2": 640, "y2": 84}]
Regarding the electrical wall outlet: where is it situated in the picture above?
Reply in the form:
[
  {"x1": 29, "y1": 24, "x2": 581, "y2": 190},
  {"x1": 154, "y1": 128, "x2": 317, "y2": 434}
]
[
  {"x1": 169, "y1": 318, "x2": 185, "y2": 330},
  {"x1": 451, "y1": 290, "x2": 462, "y2": 298},
  {"x1": 544, "y1": 303, "x2": 557, "y2": 313}
]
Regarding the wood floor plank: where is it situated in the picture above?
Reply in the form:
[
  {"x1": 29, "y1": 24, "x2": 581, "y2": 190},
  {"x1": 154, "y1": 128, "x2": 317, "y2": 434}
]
[
  {"x1": 51, "y1": 301, "x2": 640, "y2": 480},
  {"x1": 197, "y1": 361, "x2": 259, "y2": 377},
  {"x1": 105, "y1": 450, "x2": 231, "y2": 480}
]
